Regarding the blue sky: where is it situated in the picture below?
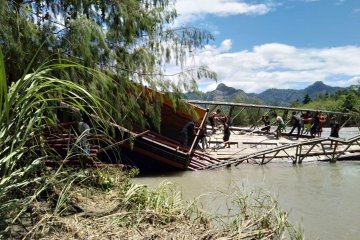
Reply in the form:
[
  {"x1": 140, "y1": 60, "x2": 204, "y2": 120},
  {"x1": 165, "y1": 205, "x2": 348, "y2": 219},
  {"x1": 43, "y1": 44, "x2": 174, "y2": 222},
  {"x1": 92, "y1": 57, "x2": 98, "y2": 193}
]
[{"x1": 171, "y1": 0, "x2": 360, "y2": 93}]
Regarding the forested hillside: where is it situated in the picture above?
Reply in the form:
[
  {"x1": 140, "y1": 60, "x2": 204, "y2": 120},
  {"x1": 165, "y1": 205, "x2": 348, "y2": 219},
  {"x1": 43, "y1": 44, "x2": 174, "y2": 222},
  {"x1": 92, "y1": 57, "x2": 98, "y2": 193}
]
[{"x1": 186, "y1": 81, "x2": 344, "y2": 106}]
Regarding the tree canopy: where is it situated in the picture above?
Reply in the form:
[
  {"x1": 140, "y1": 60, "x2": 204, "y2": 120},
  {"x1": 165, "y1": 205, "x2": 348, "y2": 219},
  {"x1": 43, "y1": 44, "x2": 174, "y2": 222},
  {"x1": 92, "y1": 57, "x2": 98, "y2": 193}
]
[
  {"x1": 1, "y1": 0, "x2": 216, "y2": 130},
  {"x1": 302, "y1": 93, "x2": 311, "y2": 105}
]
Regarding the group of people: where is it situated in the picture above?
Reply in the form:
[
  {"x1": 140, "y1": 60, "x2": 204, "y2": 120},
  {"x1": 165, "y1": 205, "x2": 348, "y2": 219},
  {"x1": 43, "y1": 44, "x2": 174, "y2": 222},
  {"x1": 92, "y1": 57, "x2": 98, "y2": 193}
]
[
  {"x1": 260, "y1": 114, "x2": 286, "y2": 139},
  {"x1": 178, "y1": 109, "x2": 342, "y2": 152},
  {"x1": 261, "y1": 111, "x2": 340, "y2": 140},
  {"x1": 177, "y1": 109, "x2": 231, "y2": 151}
]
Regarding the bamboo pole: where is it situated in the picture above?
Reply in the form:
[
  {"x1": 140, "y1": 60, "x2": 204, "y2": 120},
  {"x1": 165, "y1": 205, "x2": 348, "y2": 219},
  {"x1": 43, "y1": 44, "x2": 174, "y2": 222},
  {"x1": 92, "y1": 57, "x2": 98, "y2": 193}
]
[
  {"x1": 231, "y1": 107, "x2": 246, "y2": 123},
  {"x1": 187, "y1": 100, "x2": 351, "y2": 116},
  {"x1": 186, "y1": 109, "x2": 209, "y2": 168}
]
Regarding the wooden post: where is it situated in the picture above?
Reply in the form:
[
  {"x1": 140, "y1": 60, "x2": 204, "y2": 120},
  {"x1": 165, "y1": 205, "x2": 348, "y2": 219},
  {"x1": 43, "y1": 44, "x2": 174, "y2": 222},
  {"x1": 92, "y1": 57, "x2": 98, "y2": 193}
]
[
  {"x1": 294, "y1": 146, "x2": 299, "y2": 164},
  {"x1": 186, "y1": 109, "x2": 209, "y2": 168},
  {"x1": 331, "y1": 141, "x2": 338, "y2": 163},
  {"x1": 298, "y1": 145, "x2": 303, "y2": 164}
]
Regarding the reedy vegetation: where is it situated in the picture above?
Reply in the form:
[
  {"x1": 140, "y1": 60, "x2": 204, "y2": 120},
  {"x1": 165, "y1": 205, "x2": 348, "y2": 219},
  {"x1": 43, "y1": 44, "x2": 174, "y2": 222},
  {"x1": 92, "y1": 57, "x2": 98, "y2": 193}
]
[{"x1": 0, "y1": 47, "x2": 110, "y2": 236}]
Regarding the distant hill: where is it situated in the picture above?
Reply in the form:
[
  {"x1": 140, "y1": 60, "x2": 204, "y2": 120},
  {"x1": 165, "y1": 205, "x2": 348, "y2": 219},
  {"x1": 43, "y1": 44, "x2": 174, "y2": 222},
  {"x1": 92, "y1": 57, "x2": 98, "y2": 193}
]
[
  {"x1": 305, "y1": 81, "x2": 343, "y2": 96},
  {"x1": 185, "y1": 81, "x2": 345, "y2": 106},
  {"x1": 253, "y1": 81, "x2": 344, "y2": 106},
  {"x1": 185, "y1": 83, "x2": 263, "y2": 104}
]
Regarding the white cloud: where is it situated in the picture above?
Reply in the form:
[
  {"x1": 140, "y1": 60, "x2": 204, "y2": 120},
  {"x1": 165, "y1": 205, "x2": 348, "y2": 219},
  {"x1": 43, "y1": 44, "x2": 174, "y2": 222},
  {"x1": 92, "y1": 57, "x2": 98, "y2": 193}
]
[
  {"x1": 335, "y1": 0, "x2": 345, "y2": 5},
  {"x1": 167, "y1": 40, "x2": 360, "y2": 93},
  {"x1": 175, "y1": 0, "x2": 272, "y2": 24}
]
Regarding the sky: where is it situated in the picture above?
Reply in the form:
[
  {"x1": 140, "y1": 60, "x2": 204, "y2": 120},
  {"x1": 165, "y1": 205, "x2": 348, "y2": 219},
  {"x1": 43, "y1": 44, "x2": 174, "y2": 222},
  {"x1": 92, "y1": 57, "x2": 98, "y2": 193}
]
[{"x1": 170, "y1": 0, "x2": 360, "y2": 93}]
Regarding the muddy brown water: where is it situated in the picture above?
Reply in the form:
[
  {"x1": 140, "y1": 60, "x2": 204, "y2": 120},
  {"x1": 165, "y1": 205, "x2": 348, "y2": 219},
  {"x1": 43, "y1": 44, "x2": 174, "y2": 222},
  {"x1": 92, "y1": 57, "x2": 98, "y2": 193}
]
[{"x1": 135, "y1": 128, "x2": 360, "y2": 240}]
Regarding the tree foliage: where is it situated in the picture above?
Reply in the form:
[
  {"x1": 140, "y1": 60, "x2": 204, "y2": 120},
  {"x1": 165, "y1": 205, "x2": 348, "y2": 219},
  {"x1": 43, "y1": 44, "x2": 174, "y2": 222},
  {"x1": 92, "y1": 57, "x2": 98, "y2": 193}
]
[
  {"x1": 342, "y1": 92, "x2": 357, "y2": 112},
  {"x1": 1, "y1": 0, "x2": 216, "y2": 130},
  {"x1": 302, "y1": 93, "x2": 311, "y2": 104},
  {"x1": 299, "y1": 88, "x2": 360, "y2": 126}
]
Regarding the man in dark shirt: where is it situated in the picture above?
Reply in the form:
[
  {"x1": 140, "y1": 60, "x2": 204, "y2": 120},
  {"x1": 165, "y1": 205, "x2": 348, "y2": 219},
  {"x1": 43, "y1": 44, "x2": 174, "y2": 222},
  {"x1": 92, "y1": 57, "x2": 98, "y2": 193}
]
[
  {"x1": 330, "y1": 116, "x2": 340, "y2": 138},
  {"x1": 261, "y1": 116, "x2": 271, "y2": 133},
  {"x1": 310, "y1": 111, "x2": 320, "y2": 138},
  {"x1": 330, "y1": 116, "x2": 340, "y2": 148},
  {"x1": 208, "y1": 109, "x2": 221, "y2": 133},
  {"x1": 289, "y1": 112, "x2": 301, "y2": 139},
  {"x1": 223, "y1": 117, "x2": 231, "y2": 148},
  {"x1": 178, "y1": 121, "x2": 198, "y2": 151}
]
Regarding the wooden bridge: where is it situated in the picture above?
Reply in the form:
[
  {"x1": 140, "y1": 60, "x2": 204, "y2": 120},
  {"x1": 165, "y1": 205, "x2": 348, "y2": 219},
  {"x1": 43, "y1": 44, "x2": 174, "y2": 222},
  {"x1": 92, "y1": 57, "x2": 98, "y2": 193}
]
[
  {"x1": 184, "y1": 99, "x2": 360, "y2": 170},
  {"x1": 191, "y1": 134, "x2": 360, "y2": 170}
]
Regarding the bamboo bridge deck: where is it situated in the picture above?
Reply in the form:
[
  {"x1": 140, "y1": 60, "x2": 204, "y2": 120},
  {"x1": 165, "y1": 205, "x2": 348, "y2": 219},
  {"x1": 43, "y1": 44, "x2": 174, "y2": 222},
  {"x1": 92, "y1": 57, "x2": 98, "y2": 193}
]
[
  {"x1": 188, "y1": 128, "x2": 360, "y2": 170},
  {"x1": 184, "y1": 99, "x2": 360, "y2": 171}
]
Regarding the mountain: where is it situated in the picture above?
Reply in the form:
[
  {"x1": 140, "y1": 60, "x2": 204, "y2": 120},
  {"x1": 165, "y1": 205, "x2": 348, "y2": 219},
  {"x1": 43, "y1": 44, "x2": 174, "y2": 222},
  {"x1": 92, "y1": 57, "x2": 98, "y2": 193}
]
[
  {"x1": 253, "y1": 81, "x2": 344, "y2": 106},
  {"x1": 304, "y1": 81, "x2": 343, "y2": 96},
  {"x1": 185, "y1": 81, "x2": 345, "y2": 106},
  {"x1": 251, "y1": 89, "x2": 302, "y2": 106},
  {"x1": 185, "y1": 83, "x2": 263, "y2": 104}
]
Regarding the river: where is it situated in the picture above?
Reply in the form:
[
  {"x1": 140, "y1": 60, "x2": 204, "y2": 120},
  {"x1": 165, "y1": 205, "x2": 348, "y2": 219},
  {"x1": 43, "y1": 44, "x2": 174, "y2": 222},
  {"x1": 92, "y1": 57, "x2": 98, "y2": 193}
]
[{"x1": 135, "y1": 128, "x2": 360, "y2": 239}]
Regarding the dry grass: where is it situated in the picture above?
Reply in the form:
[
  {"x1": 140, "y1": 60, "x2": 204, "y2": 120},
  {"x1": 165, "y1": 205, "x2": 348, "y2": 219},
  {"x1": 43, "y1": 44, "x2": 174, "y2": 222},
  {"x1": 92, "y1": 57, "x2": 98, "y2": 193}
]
[{"x1": 6, "y1": 168, "x2": 303, "y2": 240}]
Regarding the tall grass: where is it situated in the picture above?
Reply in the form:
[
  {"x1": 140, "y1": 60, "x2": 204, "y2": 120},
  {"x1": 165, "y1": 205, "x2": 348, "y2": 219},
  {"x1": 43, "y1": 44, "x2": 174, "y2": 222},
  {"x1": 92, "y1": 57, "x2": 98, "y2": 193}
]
[
  {"x1": 25, "y1": 171, "x2": 303, "y2": 239},
  {"x1": 0, "y1": 47, "x2": 110, "y2": 236}
]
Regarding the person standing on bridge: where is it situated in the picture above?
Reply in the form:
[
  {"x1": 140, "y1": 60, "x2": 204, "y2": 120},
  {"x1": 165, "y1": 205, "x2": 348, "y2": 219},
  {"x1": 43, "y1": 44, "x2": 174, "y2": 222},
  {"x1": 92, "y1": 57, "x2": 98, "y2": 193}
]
[
  {"x1": 223, "y1": 116, "x2": 231, "y2": 148},
  {"x1": 289, "y1": 112, "x2": 301, "y2": 139},
  {"x1": 330, "y1": 116, "x2": 340, "y2": 138},
  {"x1": 199, "y1": 124, "x2": 209, "y2": 151},
  {"x1": 301, "y1": 111, "x2": 312, "y2": 135},
  {"x1": 177, "y1": 121, "x2": 198, "y2": 151},
  {"x1": 208, "y1": 109, "x2": 221, "y2": 133},
  {"x1": 329, "y1": 116, "x2": 340, "y2": 148},
  {"x1": 310, "y1": 111, "x2": 320, "y2": 138},
  {"x1": 318, "y1": 111, "x2": 326, "y2": 137},
  {"x1": 273, "y1": 113, "x2": 285, "y2": 139}
]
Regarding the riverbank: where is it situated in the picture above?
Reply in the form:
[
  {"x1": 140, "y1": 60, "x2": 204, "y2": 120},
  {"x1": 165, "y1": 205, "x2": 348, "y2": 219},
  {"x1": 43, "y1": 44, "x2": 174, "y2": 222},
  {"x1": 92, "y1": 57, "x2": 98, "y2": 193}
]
[
  {"x1": 4, "y1": 168, "x2": 302, "y2": 239},
  {"x1": 136, "y1": 161, "x2": 360, "y2": 240}
]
